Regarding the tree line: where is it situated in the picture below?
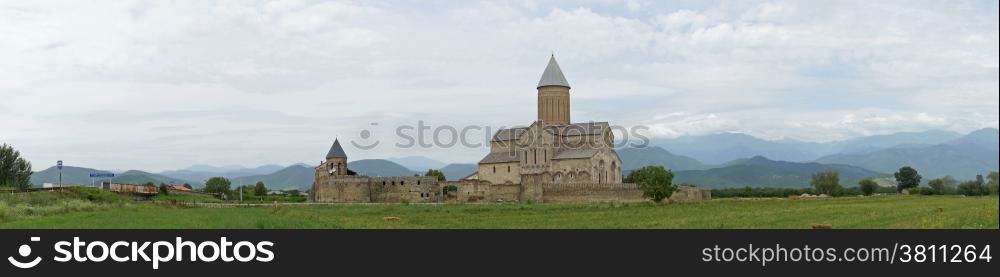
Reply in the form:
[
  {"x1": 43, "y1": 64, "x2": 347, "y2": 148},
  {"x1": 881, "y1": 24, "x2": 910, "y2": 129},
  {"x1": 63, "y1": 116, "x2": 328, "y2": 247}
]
[{"x1": 715, "y1": 166, "x2": 998, "y2": 198}]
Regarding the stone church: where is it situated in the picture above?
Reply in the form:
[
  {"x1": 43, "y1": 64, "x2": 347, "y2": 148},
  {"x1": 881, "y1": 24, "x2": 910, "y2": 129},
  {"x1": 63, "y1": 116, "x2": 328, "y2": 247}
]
[
  {"x1": 467, "y1": 55, "x2": 623, "y2": 186},
  {"x1": 311, "y1": 56, "x2": 647, "y2": 204}
]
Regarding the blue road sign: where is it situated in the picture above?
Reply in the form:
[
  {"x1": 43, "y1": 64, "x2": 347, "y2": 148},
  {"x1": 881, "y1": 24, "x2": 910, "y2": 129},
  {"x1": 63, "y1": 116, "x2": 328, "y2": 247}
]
[
  {"x1": 57, "y1": 160, "x2": 63, "y2": 170},
  {"x1": 89, "y1": 173, "x2": 115, "y2": 178}
]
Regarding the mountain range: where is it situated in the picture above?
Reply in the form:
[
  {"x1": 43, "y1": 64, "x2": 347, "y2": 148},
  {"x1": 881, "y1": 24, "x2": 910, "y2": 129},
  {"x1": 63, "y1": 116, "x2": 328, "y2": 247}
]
[
  {"x1": 673, "y1": 156, "x2": 885, "y2": 188},
  {"x1": 28, "y1": 129, "x2": 998, "y2": 190},
  {"x1": 815, "y1": 128, "x2": 998, "y2": 179},
  {"x1": 650, "y1": 129, "x2": 966, "y2": 164}
]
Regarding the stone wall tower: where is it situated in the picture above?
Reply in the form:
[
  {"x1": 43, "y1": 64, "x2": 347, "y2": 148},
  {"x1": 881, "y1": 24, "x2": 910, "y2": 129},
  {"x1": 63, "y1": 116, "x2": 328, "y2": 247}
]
[
  {"x1": 537, "y1": 55, "x2": 571, "y2": 125},
  {"x1": 325, "y1": 139, "x2": 348, "y2": 176}
]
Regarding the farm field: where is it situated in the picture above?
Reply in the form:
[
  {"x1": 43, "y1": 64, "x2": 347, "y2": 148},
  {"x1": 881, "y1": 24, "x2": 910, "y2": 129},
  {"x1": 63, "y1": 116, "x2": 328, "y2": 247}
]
[{"x1": 2, "y1": 190, "x2": 997, "y2": 229}]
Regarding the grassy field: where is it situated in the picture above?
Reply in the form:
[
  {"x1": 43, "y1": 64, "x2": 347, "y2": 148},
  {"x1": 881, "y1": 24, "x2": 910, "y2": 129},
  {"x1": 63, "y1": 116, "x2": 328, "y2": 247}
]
[{"x1": 1, "y1": 192, "x2": 996, "y2": 229}]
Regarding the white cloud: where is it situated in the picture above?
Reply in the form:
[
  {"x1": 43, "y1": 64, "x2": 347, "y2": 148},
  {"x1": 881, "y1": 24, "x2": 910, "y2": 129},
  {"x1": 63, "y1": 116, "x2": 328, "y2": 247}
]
[{"x1": 0, "y1": 0, "x2": 996, "y2": 170}]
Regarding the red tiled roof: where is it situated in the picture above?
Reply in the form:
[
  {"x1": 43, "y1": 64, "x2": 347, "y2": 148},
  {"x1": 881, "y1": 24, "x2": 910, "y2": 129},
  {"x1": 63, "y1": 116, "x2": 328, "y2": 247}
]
[{"x1": 170, "y1": 185, "x2": 192, "y2": 191}]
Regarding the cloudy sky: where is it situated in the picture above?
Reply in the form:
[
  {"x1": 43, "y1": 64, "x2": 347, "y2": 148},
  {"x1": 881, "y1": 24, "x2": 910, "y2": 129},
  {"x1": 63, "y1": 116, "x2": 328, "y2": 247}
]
[{"x1": 1, "y1": 0, "x2": 997, "y2": 171}]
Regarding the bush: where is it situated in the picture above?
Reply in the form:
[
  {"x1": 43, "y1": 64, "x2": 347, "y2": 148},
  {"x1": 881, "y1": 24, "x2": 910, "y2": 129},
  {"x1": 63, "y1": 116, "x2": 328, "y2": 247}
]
[
  {"x1": 957, "y1": 175, "x2": 990, "y2": 196},
  {"x1": 988, "y1": 172, "x2": 998, "y2": 195},
  {"x1": 910, "y1": 187, "x2": 935, "y2": 196},
  {"x1": 204, "y1": 177, "x2": 232, "y2": 194},
  {"x1": 894, "y1": 166, "x2": 922, "y2": 193},
  {"x1": 624, "y1": 166, "x2": 676, "y2": 203},
  {"x1": 858, "y1": 178, "x2": 879, "y2": 196},
  {"x1": 425, "y1": 169, "x2": 447, "y2": 181},
  {"x1": 927, "y1": 176, "x2": 957, "y2": 195},
  {"x1": 810, "y1": 171, "x2": 841, "y2": 196},
  {"x1": 67, "y1": 187, "x2": 125, "y2": 204}
]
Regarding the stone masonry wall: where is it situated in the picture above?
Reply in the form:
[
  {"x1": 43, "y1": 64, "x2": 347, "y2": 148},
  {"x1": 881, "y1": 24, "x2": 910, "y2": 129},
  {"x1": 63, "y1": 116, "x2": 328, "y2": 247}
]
[
  {"x1": 312, "y1": 176, "x2": 441, "y2": 203},
  {"x1": 315, "y1": 175, "x2": 646, "y2": 204},
  {"x1": 540, "y1": 183, "x2": 645, "y2": 203}
]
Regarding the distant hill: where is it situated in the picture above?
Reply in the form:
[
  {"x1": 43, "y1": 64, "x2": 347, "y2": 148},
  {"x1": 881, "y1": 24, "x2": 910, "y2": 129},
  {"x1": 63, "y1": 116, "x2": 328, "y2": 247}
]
[
  {"x1": 651, "y1": 130, "x2": 965, "y2": 164},
  {"x1": 389, "y1": 156, "x2": 447, "y2": 172},
  {"x1": 673, "y1": 156, "x2": 885, "y2": 189},
  {"x1": 181, "y1": 164, "x2": 246, "y2": 173},
  {"x1": 348, "y1": 159, "x2": 420, "y2": 177},
  {"x1": 440, "y1": 163, "x2": 477, "y2": 180},
  {"x1": 159, "y1": 164, "x2": 286, "y2": 185},
  {"x1": 816, "y1": 129, "x2": 999, "y2": 180},
  {"x1": 30, "y1": 166, "x2": 114, "y2": 186},
  {"x1": 231, "y1": 165, "x2": 315, "y2": 190},
  {"x1": 618, "y1": 146, "x2": 709, "y2": 171},
  {"x1": 31, "y1": 166, "x2": 195, "y2": 187},
  {"x1": 652, "y1": 133, "x2": 817, "y2": 164},
  {"x1": 113, "y1": 170, "x2": 193, "y2": 185},
  {"x1": 835, "y1": 130, "x2": 963, "y2": 154}
]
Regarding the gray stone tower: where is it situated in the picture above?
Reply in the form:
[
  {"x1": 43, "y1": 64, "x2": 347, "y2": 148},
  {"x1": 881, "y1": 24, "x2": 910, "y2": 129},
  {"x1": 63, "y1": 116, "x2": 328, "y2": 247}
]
[
  {"x1": 537, "y1": 55, "x2": 571, "y2": 125},
  {"x1": 325, "y1": 139, "x2": 348, "y2": 176}
]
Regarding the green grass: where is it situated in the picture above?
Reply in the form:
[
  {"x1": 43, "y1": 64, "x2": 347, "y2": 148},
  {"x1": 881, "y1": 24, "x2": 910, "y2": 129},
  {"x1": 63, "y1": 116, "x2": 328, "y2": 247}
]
[
  {"x1": 1, "y1": 195, "x2": 996, "y2": 229},
  {"x1": 0, "y1": 188, "x2": 130, "y2": 223}
]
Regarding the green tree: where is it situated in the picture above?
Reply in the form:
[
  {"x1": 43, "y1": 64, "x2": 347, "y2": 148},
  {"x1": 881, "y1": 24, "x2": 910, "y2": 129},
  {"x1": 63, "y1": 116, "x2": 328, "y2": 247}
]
[
  {"x1": 624, "y1": 166, "x2": 676, "y2": 203},
  {"x1": 957, "y1": 175, "x2": 989, "y2": 196},
  {"x1": 203, "y1": 177, "x2": 232, "y2": 194},
  {"x1": 927, "y1": 176, "x2": 957, "y2": 195},
  {"x1": 425, "y1": 169, "x2": 447, "y2": 181},
  {"x1": 988, "y1": 172, "x2": 998, "y2": 195},
  {"x1": 0, "y1": 143, "x2": 33, "y2": 190},
  {"x1": 158, "y1": 184, "x2": 170, "y2": 195},
  {"x1": 286, "y1": 189, "x2": 301, "y2": 197},
  {"x1": 254, "y1": 181, "x2": 267, "y2": 196},
  {"x1": 183, "y1": 183, "x2": 192, "y2": 190},
  {"x1": 894, "y1": 166, "x2": 922, "y2": 193},
  {"x1": 810, "y1": 171, "x2": 841, "y2": 196},
  {"x1": 858, "y1": 178, "x2": 878, "y2": 196}
]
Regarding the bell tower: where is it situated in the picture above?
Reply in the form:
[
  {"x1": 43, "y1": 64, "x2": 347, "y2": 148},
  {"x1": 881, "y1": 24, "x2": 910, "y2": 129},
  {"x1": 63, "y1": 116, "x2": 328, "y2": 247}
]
[
  {"x1": 325, "y1": 139, "x2": 348, "y2": 176},
  {"x1": 537, "y1": 55, "x2": 571, "y2": 125}
]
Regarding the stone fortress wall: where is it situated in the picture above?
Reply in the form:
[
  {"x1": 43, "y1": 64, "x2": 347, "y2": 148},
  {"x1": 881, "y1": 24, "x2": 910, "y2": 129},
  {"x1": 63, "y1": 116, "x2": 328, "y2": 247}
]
[
  {"x1": 313, "y1": 178, "x2": 651, "y2": 204},
  {"x1": 312, "y1": 176, "x2": 442, "y2": 203}
]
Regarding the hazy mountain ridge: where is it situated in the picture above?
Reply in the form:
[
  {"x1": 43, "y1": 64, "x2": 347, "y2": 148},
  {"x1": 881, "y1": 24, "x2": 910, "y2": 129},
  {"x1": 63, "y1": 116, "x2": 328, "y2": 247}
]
[
  {"x1": 31, "y1": 166, "x2": 195, "y2": 187},
  {"x1": 389, "y1": 156, "x2": 447, "y2": 172},
  {"x1": 617, "y1": 146, "x2": 709, "y2": 171},
  {"x1": 816, "y1": 129, "x2": 999, "y2": 179},
  {"x1": 159, "y1": 165, "x2": 287, "y2": 184},
  {"x1": 673, "y1": 156, "x2": 886, "y2": 189},
  {"x1": 230, "y1": 165, "x2": 315, "y2": 190},
  {"x1": 348, "y1": 159, "x2": 421, "y2": 177},
  {"x1": 440, "y1": 163, "x2": 477, "y2": 181},
  {"x1": 651, "y1": 130, "x2": 966, "y2": 164}
]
